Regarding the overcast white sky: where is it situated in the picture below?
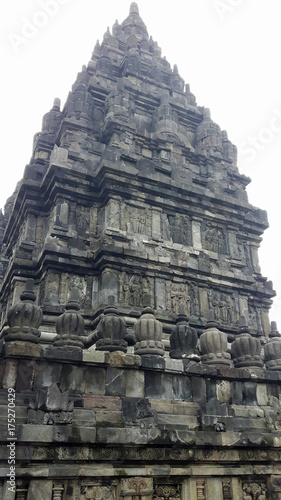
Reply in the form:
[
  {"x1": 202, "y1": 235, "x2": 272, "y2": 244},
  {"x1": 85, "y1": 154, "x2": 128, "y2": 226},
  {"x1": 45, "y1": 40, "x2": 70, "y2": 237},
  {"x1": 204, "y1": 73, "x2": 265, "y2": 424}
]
[{"x1": 1, "y1": 0, "x2": 281, "y2": 329}]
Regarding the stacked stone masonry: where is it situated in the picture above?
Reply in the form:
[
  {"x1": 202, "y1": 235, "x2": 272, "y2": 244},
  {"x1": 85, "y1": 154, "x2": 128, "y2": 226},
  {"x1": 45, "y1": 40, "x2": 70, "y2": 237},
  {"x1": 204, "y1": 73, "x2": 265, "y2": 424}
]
[{"x1": 0, "y1": 3, "x2": 280, "y2": 499}]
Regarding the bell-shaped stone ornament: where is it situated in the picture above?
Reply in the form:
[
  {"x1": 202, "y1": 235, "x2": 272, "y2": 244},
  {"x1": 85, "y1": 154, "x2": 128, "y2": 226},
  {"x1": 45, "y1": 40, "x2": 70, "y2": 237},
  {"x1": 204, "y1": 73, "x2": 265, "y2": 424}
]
[
  {"x1": 54, "y1": 288, "x2": 84, "y2": 349},
  {"x1": 231, "y1": 316, "x2": 263, "y2": 368},
  {"x1": 264, "y1": 321, "x2": 281, "y2": 370},
  {"x1": 170, "y1": 304, "x2": 198, "y2": 359},
  {"x1": 200, "y1": 310, "x2": 231, "y2": 365},
  {"x1": 134, "y1": 295, "x2": 164, "y2": 356},
  {"x1": 95, "y1": 296, "x2": 128, "y2": 352},
  {"x1": 5, "y1": 279, "x2": 42, "y2": 343}
]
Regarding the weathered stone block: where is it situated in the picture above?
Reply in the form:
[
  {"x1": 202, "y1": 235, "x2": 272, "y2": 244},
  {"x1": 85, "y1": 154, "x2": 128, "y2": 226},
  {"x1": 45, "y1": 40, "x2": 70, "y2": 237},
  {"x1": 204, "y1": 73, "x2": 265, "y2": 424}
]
[
  {"x1": 242, "y1": 382, "x2": 257, "y2": 405},
  {"x1": 16, "y1": 360, "x2": 35, "y2": 391},
  {"x1": 83, "y1": 395, "x2": 122, "y2": 411},
  {"x1": 125, "y1": 370, "x2": 144, "y2": 398},
  {"x1": 109, "y1": 351, "x2": 141, "y2": 367},
  {"x1": 149, "y1": 399, "x2": 174, "y2": 414},
  {"x1": 43, "y1": 345, "x2": 83, "y2": 363},
  {"x1": 96, "y1": 427, "x2": 126, "y2": 444},
  {"x1": 18, "y1": 424, "x2": 53, "y2": 442},
  {"x1": 27, "y1": 480, "x2": 53, "y2": 500},
  {"x1": 191, "y1": 377, "x2": 206, "y2": 403},
  {"x1": 145, "y1": 372, "x2": 174, "y2": 399},
  {"x1": 105, "y1": 367, "x2": 126, "y2": 396},
  {"x1": 3, "y1": 342, "x2": 42, "y2": 359},
  {"x1": 53, "y1": 424, "x2": 95, "y2": 443},
  {"x1": 256, "y1": 384, "x2": 269, "y2": 406},
  {"x1": 83, "y1": 350, "x2": 110, "y2": 364},
  {"x1": 141, "y1": 355, "x2": 165, "y2": 370},
  {"x1": 172, "y1": 374, "x2": 192, "y2": 401},
  {"x1": 95, "y1": 410, "x2": 124, "y2": 427},
  {"x1": 164, "y1": 358, "x2": 184, "y2": 372},
  {"x1": 60, "y1": 365, "x2": 106, "y2": 395},
  {"x1": 206, "y1": 477, "x2": 223, "y2": 500},
  {"x1": 231, "y1": 381, "x2": 243, "y2": 404},
  {"x1": 2, "y1": 360, "x2": 19, "y2": 389},
  {"x1": 216, "y1": 380, "x2": 231, "y2": 404},
  {"x1": 173, "y1": 401, "x2": 199, "y2": 416},
  {"x1": 156, "y1": 413, "x2": 199, "y2": 429},
  {"x1": 72, "y1": 408, "x2": 96, "y2": 426},
  {"x1": 33, "y1": 361, "x2": 63, "y2": 390}
]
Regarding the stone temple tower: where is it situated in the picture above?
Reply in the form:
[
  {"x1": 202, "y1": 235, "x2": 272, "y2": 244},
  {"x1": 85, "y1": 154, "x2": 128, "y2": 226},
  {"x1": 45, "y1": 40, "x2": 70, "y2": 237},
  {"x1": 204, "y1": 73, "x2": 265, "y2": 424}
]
[{"x1": 0, "y1": 3, "x2": 281, "y2": 499}]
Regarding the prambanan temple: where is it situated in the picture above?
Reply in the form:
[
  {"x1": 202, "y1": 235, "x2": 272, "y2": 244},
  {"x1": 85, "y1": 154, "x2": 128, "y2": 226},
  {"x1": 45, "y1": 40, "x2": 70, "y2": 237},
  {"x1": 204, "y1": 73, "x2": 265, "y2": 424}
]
[{"x1": 0, "y1": 3, "x2": 281, "y2": 499}]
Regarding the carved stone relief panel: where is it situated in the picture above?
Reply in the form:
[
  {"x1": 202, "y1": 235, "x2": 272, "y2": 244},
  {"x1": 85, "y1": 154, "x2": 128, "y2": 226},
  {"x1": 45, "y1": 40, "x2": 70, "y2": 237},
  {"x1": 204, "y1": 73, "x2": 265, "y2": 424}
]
[
  {"x1": 166, "y1": 281, "x2": 189, "y2": 315},
  {"x1": 67, "y1": 275, "x2": 87, "y2": 308},
  {"x1": 76, "y1": 204, "x2": 90, "y2": 234},
  {"x1": 36, "y1": 215, "x2": 48, "y2": 247},
  {"x1": 43, "y1": 272, "x2": 60, "y2": 305},
  {"x1": 162, "y1": 281, "x2": 201, "y2": 317},
  {"x1": 97, "y1": 206, "x2": 106, "y2": 234},
  {"x1": 119, "y1": 273, "x2": 153, "y2": 308},
  {"x1": 242, "y1": 482, "x2": 266, "y2": 499},
  {"x1": 161, "y1": 213, "x2": 172, "y2": 242},
  {"x1": 208, "y1": 289, "x2": 236, "y2": 325},
  {"x1": 171, "y1": 162, "x2": 192, "y2": 184},
  {"x1": 153, "y1": 484, "x2": 181, "y2": 500},
  {"x1": 81, "y1": 484, "x2": 116, "y2": 500},
  {"x1": 202, "y1": 224, "x2": 227, "y2": 254},
  {"x1": 237, "y1": 239, "x2": 253, "y2": 270},
  {"x1": 89, "y1": 205, "x2": 98, "y2": 235},
  {"x1": 189, "y1": 282, "x2": 200, "y2": 317},
  {"x1": 106, "y1": 199, "x2": 121, "y2": 230},
  {"x1": 248, "y1": 304, "x2": 263, "y2": 334},
  {"x1": 155, "y1": 278, "x2": 166, "y2": 311},
  {"x1": 120, "y1": 477, "x2": 153, "y2": 500},
  {"x1": 100, "y1": 269, "x2": 119, "y2": 304},
  {"x1": 54, "y1": 200, "x2": 69, "y2": 228},
  {"x1": 168, "y1": 214, "x2": 192, "y2": 246},
  {"x1": 124, "y1": 205, "x2": 152, "y2": 237}
]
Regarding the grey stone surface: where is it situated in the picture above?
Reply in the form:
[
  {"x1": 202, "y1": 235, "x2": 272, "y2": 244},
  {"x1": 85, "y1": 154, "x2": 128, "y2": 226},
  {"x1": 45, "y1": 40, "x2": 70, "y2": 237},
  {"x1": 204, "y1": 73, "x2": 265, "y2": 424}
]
[
  {"x1": 0, "y1": 3, "x2": 280, "y2": 498},
  {"x1": 26, "y1": 480, "x2": 53, "y2": 500}
]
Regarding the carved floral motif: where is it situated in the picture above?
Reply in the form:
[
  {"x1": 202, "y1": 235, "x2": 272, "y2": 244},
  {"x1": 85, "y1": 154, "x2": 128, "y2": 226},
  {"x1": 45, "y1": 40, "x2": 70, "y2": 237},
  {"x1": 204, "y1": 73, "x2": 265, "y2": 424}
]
[
  {"x1": 153, "y1": 484, "x2": 181, "y2": 500},
  {"x1": 121, "y1": 477, "x2": 153, "y2": 500},
  {"x1": 81, "y1": 485, "x2": 115, "y2": 500},
  {"x1": 242, "y1": 482, "x2": 266, "y2": 500}
]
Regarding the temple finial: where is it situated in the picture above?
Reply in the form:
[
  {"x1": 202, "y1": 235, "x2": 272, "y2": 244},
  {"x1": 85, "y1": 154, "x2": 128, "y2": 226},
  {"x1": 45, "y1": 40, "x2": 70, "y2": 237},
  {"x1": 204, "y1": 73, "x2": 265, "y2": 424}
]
[
  {"x1": 52, "y1": 98, "x2": 60, "y2": 111},
  {"x1": 130, "y1": 2, "x2": 139, "y2": 15}
]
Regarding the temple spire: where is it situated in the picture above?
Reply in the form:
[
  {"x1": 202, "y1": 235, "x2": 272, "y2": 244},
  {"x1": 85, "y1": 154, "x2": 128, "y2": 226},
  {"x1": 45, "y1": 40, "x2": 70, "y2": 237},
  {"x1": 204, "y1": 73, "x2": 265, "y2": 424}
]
[{"x1": 130, "y1": 2, "x2": 139, "y2": 15}]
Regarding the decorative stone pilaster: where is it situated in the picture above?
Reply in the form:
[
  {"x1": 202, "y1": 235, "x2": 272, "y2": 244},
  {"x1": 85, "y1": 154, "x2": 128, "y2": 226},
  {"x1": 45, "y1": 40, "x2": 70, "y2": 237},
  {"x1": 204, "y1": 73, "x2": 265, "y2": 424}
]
[
  {"x1": 95, "y1": 296, "x2": 128, "y2": 352},
  {"x1": 170, "y1": 304, "x2": 199, "y2": 360},
  {"x1": 5, "y1": 279, "x2": 42, "y2": 343},
  {"x1": 200, "y1": 311, "x2": 231, "y2": 365},
  {"x1": 54, "y1": 288, "x2": 84, "y2": 349},
  {"x1": 231, "y1": 316, "x2": 263, "y2": 368},
  {"x1": 264, "y1": 321, "x2": 281, "y2": 370},
  {"x1": 134, "y1": 299, "x2": 165, "y2": 356},
  {"x1": 269, "y1": 475, "x2": 281, "y2": 500}
]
